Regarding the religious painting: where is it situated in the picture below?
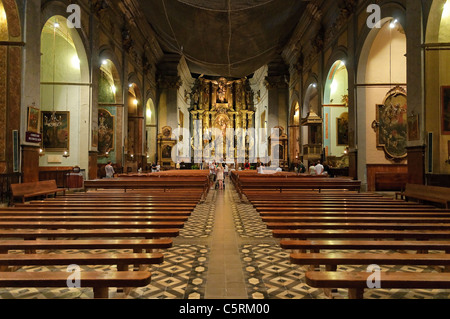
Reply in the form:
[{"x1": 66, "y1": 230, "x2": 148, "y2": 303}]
[
  {"x1": 441, "y1": 86, "x2": 450, "y2": 135},
  {"x1": 27, "y1": 106, "x2": 40, "y2": 133},
  {"x1": 336, "y1": 112, "x2": 349, "y2": 146},
  {"x1": 162, "y1": 145, "x2": 172, "y2": 159},
  {"x1": 407, "y1": 114, "x2": 420, "y2": 141},
  {"x1": 98, "y1": 108, "x2": 115, "y2": 157},
  {"x1": 162, "y1": 126, "x2": 172, "y2": 138},
  {"x1": 41, "y1": 111, "x2": 70, "y2": 151},
  {"x1": 373, "y1": 86, "x2": 407, "y2": 160}
]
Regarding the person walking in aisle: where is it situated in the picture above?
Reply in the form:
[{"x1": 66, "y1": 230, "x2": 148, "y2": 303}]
[{"x1": 216, "y1": 163, "x2": 224, "y2": 190}]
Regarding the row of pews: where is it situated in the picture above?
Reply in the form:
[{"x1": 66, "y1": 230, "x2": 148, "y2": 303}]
[
  {"x1": 230, "y1": 170, "x2": 362, "y2": 199},
  {"x1": 0, "y1": 171, "x2": 209, "y2": 298},
  {"x1": 240, "y1": 175, "x2": 450, "y2": 299}
]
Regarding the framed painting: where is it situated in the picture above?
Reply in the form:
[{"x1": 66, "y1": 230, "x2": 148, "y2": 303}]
[
  {"x1": 98, "y1": 108, "x2": 115, "y2": 157},
  {"x1": 27, "y1": 106, "x2": 40, "y2": 133},
  {"x1": 374, "y1": 86, "x2": 408, "y2": 160},
  {"x1": 41, "y1": 111, "x2": 70, "y2": 151},
  {"x1": 441, "y1": 86, "x2": 450, "y2": 135},
  {"x1": 336, "y1": 112, "x2": 349, "y2": 146},
  {"x1": 407, "y1": 113, "x2": 420, "y2": 141}
]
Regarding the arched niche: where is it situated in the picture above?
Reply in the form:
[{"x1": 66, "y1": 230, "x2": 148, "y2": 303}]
[
  {"x1": 356, "y1": 16, "x2": 407, "y2": 189},
  {"x1": 145, "y1": 98, "x2": 157, "y2": 164},
  {"x1": 323, "y1": 60, "x2": 349, "y2": 160},
  {"x1": 301, "y1": 81, "x2": 322, "y2": 165},
  {"x1": 126, "y1": 80, "x2": 144, "y2": 171},
  {"x1": 425, "y1": 0, "x2": 450, "y2": 174},
  {"x1": 288, "y1": 100, "x2": 301, "y2": 164},
  {"x1": 39, "y1": 15, "x2": 89, "y2": 171},
  {"x1": 97, "y1": 58, "x2": 122, "y2": 164}
]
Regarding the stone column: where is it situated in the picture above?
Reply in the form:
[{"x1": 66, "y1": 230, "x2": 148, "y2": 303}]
[
  {"x1": 157, "y1": 54, "x2": 182, "y2": 133},
  {"x1": 406, "y1": 0, "x2": 426, "y2": 184},
  {"x1": 88, "y1": 9, "x2": 100, "y2": 180},
  {"x1": 265, "y1": 57, "x2": 289, "y2": 136},
  {"x1": 347, "y1": 6, "x2": 357, "y2": 180},
  {"x1": 19, "y1": 0, "x2": 41, "y2": 179}
]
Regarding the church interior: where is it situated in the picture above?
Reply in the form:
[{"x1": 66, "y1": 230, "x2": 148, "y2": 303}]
[{"x1": 1, "y1": 0, "x2": 450, "y2": 304}]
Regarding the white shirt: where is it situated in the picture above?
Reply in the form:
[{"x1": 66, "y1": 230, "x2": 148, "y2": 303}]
[{"x1": 315, "y1": 164, "x2": 324, "y2": 175}]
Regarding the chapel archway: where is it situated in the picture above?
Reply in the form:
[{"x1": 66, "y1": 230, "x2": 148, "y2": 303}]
[
  {"x1": 323, "y1": 60, "x2": 349, "y2": 168},
  {"x1": 301, "y1": 82, "x2": 322, "y2": 166},
  {"x1": 425, "y1": 0, "x2": 450, "y2": 175},
  {"x1": 126, "y1": 81, "x2": 144, "y2": 171},
  {"x1": 288, "y1": 101, "x2": 300, "y2": 166},
  {"x1": 356, "y1": 16, "x2": 407, "y2": 191},
  {"x1": 39, "y1": 15, "x2": 89, "y2": 171},
  {"x1": 145, "y1": 98, "x2": 157, "y2": 165},
  {"x1": 97, "y1": 58, "x2": 122, "y2": 166}
]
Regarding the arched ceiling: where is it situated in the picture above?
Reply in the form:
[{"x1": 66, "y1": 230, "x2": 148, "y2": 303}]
[{"x1": 138, "y1": 0, "x2": 308, "y2": 78}]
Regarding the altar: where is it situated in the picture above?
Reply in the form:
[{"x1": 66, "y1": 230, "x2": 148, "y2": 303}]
[{"x1": 189, "y1": 77, "x2": 255, "y2": 163}]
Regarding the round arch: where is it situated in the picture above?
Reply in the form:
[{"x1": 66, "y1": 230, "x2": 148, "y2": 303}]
[
  {"x1": 424, "y1": 0, "x2": 450, "y2": 174},
  {"x1": 323, "y1": 60, "x2": 349, "y2": 159},
  {"x1": 39, "y1": 14, "x2": 90, "y2": 172},
  {"x1": 355, "y1": 11, "x2": 408, "y2": 189}
]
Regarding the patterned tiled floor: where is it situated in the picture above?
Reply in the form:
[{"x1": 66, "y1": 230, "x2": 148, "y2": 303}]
[{"x1": 1, "y1": 186, "x2": 450, "y2": 299}]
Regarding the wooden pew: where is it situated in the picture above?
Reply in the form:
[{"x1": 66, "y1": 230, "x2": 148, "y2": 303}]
[
  {"x1": 0, "y1": 215, "x2": 189, "y2": 222},
  {"x1": 261, "y1": 211, "x2": 450, "y2": 218},
  {"x1": 237, "y1": 178, "x2": 362, "y2": 194},
  {"x1": 290, "y1": 252, "x2": 450, "y2": 272},
  {"x1": 266, "y1": 222, "x2": 450, "y2": 230},
  {"x1": 22, "y1": 202, "x2": 198, "y2": 209},
  {"x1": 83, "y1": 177, "x2": 210, "y2": 198},
  {"x1": 0, "y1": 252, "x2": 164, "y2": 271},
  {"x1": 0, "y1": 239, "x2": 173, "y2": 254},
  {"x1": 396, "y1": 184, "x2": 450, "y2": 208},
  {"x1": 305, "y1": 271, "x2": 450, "y2": 299},
  {"x1": 0, "y1": 271, "x2": 152, "y2": 299},
  {"x1": 262, "y1": 216, "x2": 450, "y2": 224},
  {"x1": 0, "y1": 229, "x2": 180, "y2": 240},
  {"x1": 276, "y1": 229, "x2": 450, "y2": 241},
  {"x1": 257, "y1": 207, "x2": 445, "y2": 212},
  {"x1": 9, "y1": 206, "x2": 194, "y2": 212},
  {"x1": 11, "y1": 180, "x2": 66, "y2": 204},
  {"x1": 276, "y1": 239, "x2": 450, "y2": 253},
  {"x1": 0, "y1": 210, "x2": 192, "y2": 217},
  {"x1": 0, "y1": 220, "x2": 185, "y2": 229}
]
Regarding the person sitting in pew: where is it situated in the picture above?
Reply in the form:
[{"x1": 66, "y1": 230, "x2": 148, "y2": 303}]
[{"x1": 315, "y1": 160, "x2": 324, "y2": 175}]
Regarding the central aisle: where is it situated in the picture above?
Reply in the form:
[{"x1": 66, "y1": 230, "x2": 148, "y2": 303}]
[{"x1": 204, "y1": 186, "x2": 248, "y2": 298}]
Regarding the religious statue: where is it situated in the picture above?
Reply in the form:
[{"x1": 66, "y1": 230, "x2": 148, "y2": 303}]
[{"x1": 217, "y1": 80, "x2": 227, "y2": 103}]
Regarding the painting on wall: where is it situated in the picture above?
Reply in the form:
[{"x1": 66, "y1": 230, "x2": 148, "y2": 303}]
[
  {"x1": 162, "y1": 145, "x2": 172, "y2": 159},
  {"x1": 27, "y1": 106, "x2": 40, "y2": 133},
  {"x1": 441, "y1": 86, "x2": 450, "y2": 135},
  {"x1": 336, "y1": 112, "x2": 349, "y2": 146},
  {"x1": 98, "y1": 108, "x2": 115, "y2": 157},
  {"x1": 372, "y1": 86, "x2": 407, "y2": 160},
  {"x1": 407, "y1": 113, "x2": 420, "y2": 141},
  {"x1": 41, "y1": 111, "x2": 70, "y2": 151}
]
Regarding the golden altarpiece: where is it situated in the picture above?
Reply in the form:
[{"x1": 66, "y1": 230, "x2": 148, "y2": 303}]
[{"x1": 189, "y1": 77, "x2": 255, "y2": 163}]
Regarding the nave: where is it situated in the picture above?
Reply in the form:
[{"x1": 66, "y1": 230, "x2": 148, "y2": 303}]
[{"x1": 1, "y1": 181, "x2": 450, "y2": 300}]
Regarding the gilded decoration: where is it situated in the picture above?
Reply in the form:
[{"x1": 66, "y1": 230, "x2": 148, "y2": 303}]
[{"x1": 189, "y1": 77, "x2": 255, "y2": 162}]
